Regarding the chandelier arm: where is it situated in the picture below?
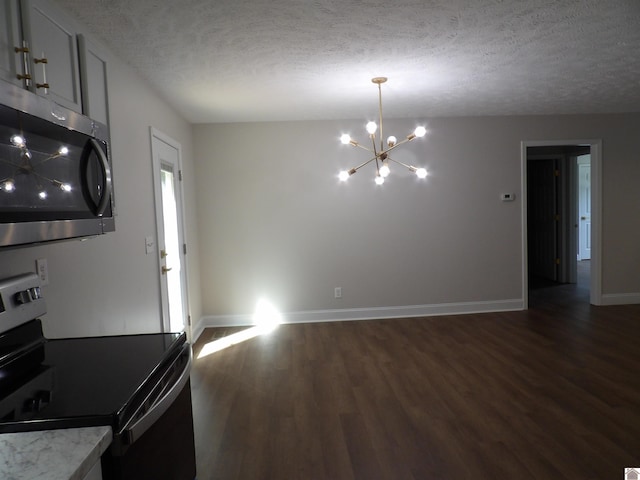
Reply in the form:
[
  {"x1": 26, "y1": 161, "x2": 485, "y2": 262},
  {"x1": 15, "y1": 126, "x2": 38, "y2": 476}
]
[
  {"x1": 369, "y1": 135, "x2": 379, "y2": 159},
  {"x1": 380, "y1": 136, "x2": 413, "y2": 157},
  {"x1": 387, "y1": 156, "x2": 416, "y2": 171},
  {"x1": 352, "y1": 142, "x2": 374, "y2": 154},
  {"x1": 26, "y1": 170, "x2": 56, "y2": 183},
  {"x1": 0, "y1": 157, "x2": 21, "y2": 168},
  {"x1": 350, "y1": 156, "x2": 379, "y2": 172},
  {"x1": 35, "y1": 154, "x2": 62, "y2": 165}
]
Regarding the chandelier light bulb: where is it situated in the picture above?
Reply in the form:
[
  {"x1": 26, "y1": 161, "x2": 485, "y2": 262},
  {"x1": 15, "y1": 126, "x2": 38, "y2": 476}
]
[
  {"x1": 379, "y1": 163, "x2": 390, "y2": 177},
  {"x1": 10, "y1": 135, "x2": 25, "y2": 147},
  {"x1": 58, "y1": 146, "x2": 69, "y2": 155},
  {"x1": 414, "y1": 126, "x2": 427, "y2": 138},
  {"x1": 53, "y1": 180, "x2": 72, "y2": 192},
  {"x1": 3, "y1": 180, "x2": 15, "y2": 192},
  {"x1": 366, "y1": 121, "x2": 377, "y2": 135},
  {"x1": 386, "y1": 136, "x2": 397, "y2": 147},
  {"x1": 340, "y1": 134, "x2": 351, "y2": 145},
  {"x1": 338, "y1": 170, "x2": 350, "y2": 181},
  {"x1": 375, "y1": 175, "x2": 384, "y2": 185},
  {"x1": 415, "y1": 168, "x2": 428, "y2": 179},
  {"x1": 39, "y1": 190, "x2": 47, "y2": 199}
]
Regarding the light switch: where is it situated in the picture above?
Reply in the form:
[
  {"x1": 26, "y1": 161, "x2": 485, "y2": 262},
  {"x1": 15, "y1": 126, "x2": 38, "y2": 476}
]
[
  {"x1": 501, "y1": 193, "x2": 515, "y2": 202},
  {"x1": 145, "y1": 236, "x2": 155, "y2": 254}
]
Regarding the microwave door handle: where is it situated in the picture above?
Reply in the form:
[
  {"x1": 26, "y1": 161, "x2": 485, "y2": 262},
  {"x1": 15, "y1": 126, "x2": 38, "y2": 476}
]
[{"x1": 88, "y1": 138, "x2": 112, "y2": 216}]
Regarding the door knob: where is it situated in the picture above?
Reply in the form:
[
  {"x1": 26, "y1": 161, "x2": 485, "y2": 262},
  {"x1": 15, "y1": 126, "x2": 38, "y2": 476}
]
[
  {"x1": 581, "y1": 216, "x2": 587, "y2": 220},
  {"x1": 162, "y1": 266, "x2": 172, "y2": 275}
]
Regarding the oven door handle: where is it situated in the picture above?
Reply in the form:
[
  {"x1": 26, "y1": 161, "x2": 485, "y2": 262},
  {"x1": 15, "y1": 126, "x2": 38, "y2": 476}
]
[{"x1": 122, "y1": 345, "x2": 192, "y2": 444}]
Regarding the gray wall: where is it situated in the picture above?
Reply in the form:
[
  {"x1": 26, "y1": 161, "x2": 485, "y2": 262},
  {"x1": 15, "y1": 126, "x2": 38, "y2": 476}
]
[
  {"x1": 0, "y1": 38, "x2": 201, "y2": 338},
  {"x1": 2, "y1": 3, "x2": 638, "y2": 338},
  {"x1": 194, "y1": 113, "x2": 640, "y2": 327}
]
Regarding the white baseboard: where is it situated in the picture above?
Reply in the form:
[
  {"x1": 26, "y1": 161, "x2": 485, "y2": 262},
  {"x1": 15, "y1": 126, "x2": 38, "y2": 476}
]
[
  {"x1": 600, "y1": 293, "x2": 640, "y2": 305},
  {"x1": 193, "y1": 298, "x2": 524, "y2": 342}
]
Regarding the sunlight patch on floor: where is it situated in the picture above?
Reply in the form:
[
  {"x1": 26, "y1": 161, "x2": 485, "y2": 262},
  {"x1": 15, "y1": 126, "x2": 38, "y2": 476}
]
[{"x1": 197, "y1": 298, "x2": 282, "y2": 359}]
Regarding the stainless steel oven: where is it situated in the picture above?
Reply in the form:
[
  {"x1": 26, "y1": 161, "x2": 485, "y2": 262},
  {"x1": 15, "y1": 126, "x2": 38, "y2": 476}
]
[
  {"x1": 0, "y1": 81, "x2": 114, "y2": 248},
  {"x1": 0, "y1": 273, "x2": 196, "y2": 480}
]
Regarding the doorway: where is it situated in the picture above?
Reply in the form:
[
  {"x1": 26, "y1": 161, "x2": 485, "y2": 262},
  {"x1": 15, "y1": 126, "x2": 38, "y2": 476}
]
[
  {"x1": 151, "y1": 128, "x2": 190, "y2": 335},
  {"x1": 521, "y1": 140, "x2": 602, "y2": 308}
]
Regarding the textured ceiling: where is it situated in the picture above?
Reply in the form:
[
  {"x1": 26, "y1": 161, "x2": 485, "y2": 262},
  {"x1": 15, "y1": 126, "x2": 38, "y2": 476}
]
[{"x1": 55, "y1": 0, "x2": 640, "y2": 123}]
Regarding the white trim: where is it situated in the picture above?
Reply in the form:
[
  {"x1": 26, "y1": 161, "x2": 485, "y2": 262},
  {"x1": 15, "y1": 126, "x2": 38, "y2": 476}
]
[
  {"x1": 521, "y1": 141, "x2": 529, "y2": 309},
  {"x1": 521, "y1": 139, "x2": 603, "y2": 307},
  {"x1": 600, "y1": 293, "x2": 640, "y2": 306},
  {"x1": 193, "y1": 299, "x2": 524, "y2": 341}
]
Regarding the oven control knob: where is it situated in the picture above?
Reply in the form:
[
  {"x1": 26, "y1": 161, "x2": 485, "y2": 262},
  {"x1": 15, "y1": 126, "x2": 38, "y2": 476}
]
[
  {"x1": 22, "y1": 391, "x2": 51, "y2": 413},
  {"x1": 28, "y1": 287, "x2": 42, "y2": 299},
  {"x1": 37, "y1": 390, "x2": 51, "y2": 406},
  {"x1": 23, "y1": 397, "x2": 40, "y2": 413},
  {"x1": 14, "y1": 290, "x2": 32, "y2": 304}
]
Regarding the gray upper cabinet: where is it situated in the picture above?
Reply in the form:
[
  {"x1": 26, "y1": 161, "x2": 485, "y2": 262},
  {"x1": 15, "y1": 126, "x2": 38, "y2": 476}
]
[
  {"x1": 1, "y1": 0, "x2": 109, "y2": 122},
  {"x1": 78, "y1": 34, "x2": 109, "y2": 128},
  {"x1": 0, "y1": 0, "x2": 24, "y2": 88},
  {"x1": 20, "y1": 0, "x2": 83, "y2": 112}
]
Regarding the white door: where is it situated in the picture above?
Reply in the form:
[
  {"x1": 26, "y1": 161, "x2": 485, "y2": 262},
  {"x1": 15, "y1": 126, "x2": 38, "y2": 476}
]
[
  {"x1": 151, "y1": 128, "x2": 189, "y2": 334},
  {"x1": 578, "y1": 160, "x2": 591, "y2": 260}
]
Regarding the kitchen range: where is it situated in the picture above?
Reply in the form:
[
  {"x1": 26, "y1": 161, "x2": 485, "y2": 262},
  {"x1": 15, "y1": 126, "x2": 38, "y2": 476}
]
[{"x1": 0, "y1": 272, "x2": 197, "y2": 479}]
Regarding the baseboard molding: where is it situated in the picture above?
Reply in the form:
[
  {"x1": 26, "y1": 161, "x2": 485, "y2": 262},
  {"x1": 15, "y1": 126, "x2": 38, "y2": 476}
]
[
  {"x1": 193, "y1": 299, "x2": 524, "y2": 342},
  {"x1": 600, "y1": 293, "x2": 640, "y2": 306}
]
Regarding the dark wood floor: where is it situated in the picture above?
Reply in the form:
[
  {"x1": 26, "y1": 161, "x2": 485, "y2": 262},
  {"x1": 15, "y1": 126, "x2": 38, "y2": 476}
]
[{"x1": 190, "y1": 267, "x2": 640, "y2": 479}]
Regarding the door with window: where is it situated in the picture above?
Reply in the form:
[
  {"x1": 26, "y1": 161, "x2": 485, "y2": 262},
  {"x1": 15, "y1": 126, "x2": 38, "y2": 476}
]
[{"x1": 151, "y1": 128, "x2": 189, "y2": 334}]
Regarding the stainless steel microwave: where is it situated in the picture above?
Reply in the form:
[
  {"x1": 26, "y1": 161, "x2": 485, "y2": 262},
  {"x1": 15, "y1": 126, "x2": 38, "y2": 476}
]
[{"x1": 0, "y1": 81, "x2": 114, "y2": 248}]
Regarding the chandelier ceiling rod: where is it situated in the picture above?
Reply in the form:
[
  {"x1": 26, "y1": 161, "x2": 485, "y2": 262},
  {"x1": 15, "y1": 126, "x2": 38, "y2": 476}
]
[
  {"x1": 338, "y1": 77, "x2": 428, "y2": 185},
  {"x1": 375, "y1": 77, "x2": 384, "y2": 156}
]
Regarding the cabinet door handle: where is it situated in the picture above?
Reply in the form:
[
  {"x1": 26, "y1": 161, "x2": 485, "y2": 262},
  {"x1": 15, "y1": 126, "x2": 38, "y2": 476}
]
[
  {"x1": 15, "y1": 41, "x2": 32, "y2": 87},
  {"x1": 33, "y1": 54, "x2": 49, "y2": 91}
]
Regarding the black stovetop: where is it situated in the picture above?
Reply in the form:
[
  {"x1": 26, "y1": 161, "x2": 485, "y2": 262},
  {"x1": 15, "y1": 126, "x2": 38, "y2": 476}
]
[{"x1": 0, "y1": 319, "x2": 186, "y2": 433}]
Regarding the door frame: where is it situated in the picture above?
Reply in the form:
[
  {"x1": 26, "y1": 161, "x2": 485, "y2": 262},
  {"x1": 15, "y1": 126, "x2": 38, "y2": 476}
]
[
  {"x1": 521, "y1": 139, "x2": 602, "y2": 307},
  {"x1": 150, "y1": 127, "x2": 190, "y2": 336}
]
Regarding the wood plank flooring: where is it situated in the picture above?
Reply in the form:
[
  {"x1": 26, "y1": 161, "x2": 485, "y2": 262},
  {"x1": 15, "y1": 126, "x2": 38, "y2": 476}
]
[{"x1": 190, "y1": 280, "x2": 640, "y2": 479}]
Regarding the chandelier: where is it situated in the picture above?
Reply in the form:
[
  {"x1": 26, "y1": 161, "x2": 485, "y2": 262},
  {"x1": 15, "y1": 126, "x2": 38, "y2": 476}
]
[
  {"x1": 1, "y1": 134, "x2": 72, "y2": 198},
  {"x1": 338, "y1": 77, "x2": 427, "y2": 185}
]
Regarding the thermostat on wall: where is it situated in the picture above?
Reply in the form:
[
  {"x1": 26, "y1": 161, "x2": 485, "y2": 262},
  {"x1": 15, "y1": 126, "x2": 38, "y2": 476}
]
[{"x1": 501, "y1": 193, "x2": 516, "y2": 201}]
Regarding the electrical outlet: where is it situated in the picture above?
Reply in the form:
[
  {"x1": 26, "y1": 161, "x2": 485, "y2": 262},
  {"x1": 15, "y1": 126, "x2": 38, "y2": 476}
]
[
  {"x1": 36, "y1": 258, "x2": 49, "y2": 286},
  {"x1": 334, "y1": 287, "x2": 342, "y2": 298}
]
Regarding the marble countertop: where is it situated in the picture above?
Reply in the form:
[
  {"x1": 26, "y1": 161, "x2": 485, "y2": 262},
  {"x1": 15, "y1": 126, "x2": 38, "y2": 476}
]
[{"x1": 0, "y1": 426, "x2": 112, "y2": 480}]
